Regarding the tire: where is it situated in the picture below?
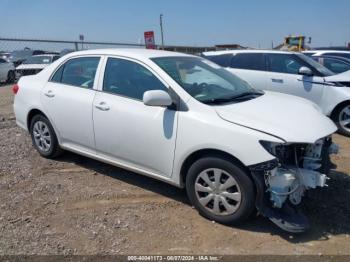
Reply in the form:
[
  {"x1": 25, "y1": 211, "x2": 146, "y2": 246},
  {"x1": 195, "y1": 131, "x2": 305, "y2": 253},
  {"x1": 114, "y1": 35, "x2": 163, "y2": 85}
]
[
  {"x1": 7, "y1": 71, "x2": 15, "y2": 84},
  {"x1": 29, "y1": 114, "x2": 63, "y2": 158},
  {"x1": 332, "y1": 103, "x2": 350, "y2": 137},
  {"x1": 186, "y1": 156, "x2": 255, "y2": 225}
]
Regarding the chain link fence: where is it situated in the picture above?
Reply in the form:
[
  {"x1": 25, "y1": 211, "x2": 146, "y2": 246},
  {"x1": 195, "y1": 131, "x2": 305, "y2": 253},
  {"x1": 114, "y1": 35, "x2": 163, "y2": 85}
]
[
  {"x1": 0, "y1": 37, "x2": 216, "y2": 57},
  {"x1": 0, "y1": 37, "x2": 146, "y2": 55}
]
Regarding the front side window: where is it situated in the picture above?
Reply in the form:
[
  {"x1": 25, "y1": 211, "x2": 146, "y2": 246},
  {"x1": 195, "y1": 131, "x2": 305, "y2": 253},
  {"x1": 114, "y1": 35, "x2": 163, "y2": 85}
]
[
  {"x1": 267, "y1": 54, "x2": 305, "y2": 74},
  {"x1": 230, "y1": 53, "x2": 266, "y2": 71},
  {"x1": 51, "y1": 57, "x2": 100, "y2": 88},
  {"x1": 152, "y1": 56, "x2": 263, "y2": 104},
  {"x1": 103, "y1": 58, "x2": 168, "y2": 100},
  {"x1": 296, "y1": 54, "x2": 334, "y2": 76}
]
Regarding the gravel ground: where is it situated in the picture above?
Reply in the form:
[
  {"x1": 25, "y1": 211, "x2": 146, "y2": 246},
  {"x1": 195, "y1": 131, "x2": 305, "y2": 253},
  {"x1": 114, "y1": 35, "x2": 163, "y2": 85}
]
[{"x1": 0, "y1": 84, "x2": 350, "y2": 255}]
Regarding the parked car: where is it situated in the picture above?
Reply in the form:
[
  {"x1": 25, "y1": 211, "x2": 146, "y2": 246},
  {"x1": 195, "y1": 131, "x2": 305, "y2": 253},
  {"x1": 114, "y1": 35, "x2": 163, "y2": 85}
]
[
  {"x1": 0, "y1": 57, "x2": 15, "y2": 83},
  {"x1": 0, "y1": 52, "x2": 11, "y2": 61},
  {"x1": 8, "y1": 49, "x2": 46, "y2": 67},
  {"x1": 303, "y1": 50, "x2": 350, "y2": 60},
  {"x1": 15, "y1": 54, "x2": 60, "y2": 79},
  {"x1": 202, "y1": 50, "x2": 350, "y2": 136},
  {"x1": 310, "y1": 55, "x2": 350, "y2": 74},
  {"x1": 13, "y1": 49, "x2": 338, "y2": 233}
]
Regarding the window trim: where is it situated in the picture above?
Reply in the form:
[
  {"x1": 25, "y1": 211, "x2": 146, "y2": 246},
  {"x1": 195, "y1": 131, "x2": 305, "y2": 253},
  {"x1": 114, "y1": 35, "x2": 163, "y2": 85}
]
[
  {"x1": 96, "y1": 55, "x2": 171, "y2": 102},
  {"x1": 48, "y1": 55, "x2": 103, "y2": 90}
]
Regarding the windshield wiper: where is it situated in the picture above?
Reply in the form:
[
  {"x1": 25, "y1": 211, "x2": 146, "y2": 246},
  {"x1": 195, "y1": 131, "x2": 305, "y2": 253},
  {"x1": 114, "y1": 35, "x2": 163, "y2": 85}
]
[{"x1": 201, "y1": 91, "x2": 264, "y2": 104}]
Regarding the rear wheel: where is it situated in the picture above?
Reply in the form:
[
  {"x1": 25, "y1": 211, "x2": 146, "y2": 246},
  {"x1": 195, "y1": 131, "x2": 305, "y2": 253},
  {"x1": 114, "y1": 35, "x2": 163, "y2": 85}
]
[
  {"x1": 186, "y1": 156, "x2": 255, "y2": 225},
  {"x1": 332, "y1": 103, "x2": 350, "y2": 137},
  {"x1": 30, "y1": 114, "x2": 63, "y2": 158}
]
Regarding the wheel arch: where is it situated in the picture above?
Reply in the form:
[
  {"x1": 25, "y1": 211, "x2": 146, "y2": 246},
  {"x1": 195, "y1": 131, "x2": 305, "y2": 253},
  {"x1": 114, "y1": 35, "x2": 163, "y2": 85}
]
[
  {"x1": 330, "y1": 100, "x2": 350, "y2": 119},
  {"x1": 27, "y1": 108, "x2": 50, "y2": 130},
  {"x1": 180, "y1": 148, "x2": 251, "y2": 187}
]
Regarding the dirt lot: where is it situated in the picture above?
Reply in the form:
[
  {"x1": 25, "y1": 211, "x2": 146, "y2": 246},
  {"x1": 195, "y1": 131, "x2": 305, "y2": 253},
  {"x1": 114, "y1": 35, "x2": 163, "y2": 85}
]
[{"x1": 0, "y1": 84, "x2": 350, "y2": 255}]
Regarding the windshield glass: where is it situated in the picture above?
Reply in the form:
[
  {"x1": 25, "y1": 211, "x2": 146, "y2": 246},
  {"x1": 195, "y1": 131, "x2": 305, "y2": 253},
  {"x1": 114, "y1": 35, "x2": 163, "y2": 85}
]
[
  {"x1": 297, "y1": 53, "x2": 334, "y2": 76},
  {"x1": 152, "y1": 56, "x2": 262, "y2": 104},
  {"x1": 23, "y1": 56, "x2": 52, "y2": 64}
]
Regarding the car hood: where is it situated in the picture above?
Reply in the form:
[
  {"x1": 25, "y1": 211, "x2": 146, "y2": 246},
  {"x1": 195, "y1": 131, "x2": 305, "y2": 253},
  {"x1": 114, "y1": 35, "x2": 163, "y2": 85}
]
[
  {"x1": 324, "y1": 70, "x2": 350, "y2": 82},
  {"x1": 214, "y1": 91, "x2": 337, "y2": 143},
  {"x1": 16, "y1": 64, "x2": 48, "y2": 70}
]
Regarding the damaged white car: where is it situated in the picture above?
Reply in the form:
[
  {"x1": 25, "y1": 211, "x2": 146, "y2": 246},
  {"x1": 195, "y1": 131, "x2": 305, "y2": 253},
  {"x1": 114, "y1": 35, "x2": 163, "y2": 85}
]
[{"x1": 13, "y1": 49, "x2": 338, "y2": 233}]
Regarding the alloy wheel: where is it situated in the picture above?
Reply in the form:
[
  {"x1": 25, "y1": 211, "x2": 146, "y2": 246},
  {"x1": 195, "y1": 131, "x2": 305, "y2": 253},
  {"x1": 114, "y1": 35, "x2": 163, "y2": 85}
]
[
  {"x1": 33, "y1": 121, "x2": 52, "y2": 152},
  {"x1": 339, "y1": 105, "x2": 350, "y2": 133}
]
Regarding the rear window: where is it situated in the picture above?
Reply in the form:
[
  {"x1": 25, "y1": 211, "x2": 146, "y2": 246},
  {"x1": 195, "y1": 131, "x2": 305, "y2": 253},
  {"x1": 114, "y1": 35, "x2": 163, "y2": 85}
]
[{"x1": 230, "y1": 53, "x2": 266, "y2": 71}]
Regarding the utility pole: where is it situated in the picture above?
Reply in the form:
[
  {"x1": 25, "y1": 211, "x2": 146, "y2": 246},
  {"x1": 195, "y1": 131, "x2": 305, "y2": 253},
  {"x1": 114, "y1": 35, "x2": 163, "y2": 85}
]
[{"x1": 160, "y1": 14, "x2": 164, "y2": 50}]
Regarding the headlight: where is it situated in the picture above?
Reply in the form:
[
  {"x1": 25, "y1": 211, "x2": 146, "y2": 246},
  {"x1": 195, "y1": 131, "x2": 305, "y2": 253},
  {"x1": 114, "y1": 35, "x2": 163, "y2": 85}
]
[{"x1": 259, "y1": 140, "x2": 285, "y2": 158}]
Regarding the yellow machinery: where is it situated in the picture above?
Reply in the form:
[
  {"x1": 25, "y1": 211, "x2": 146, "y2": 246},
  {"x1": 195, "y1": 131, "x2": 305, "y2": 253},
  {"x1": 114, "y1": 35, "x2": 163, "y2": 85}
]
[{"x1": 283, "y1": 36, "x2": 307, "y2": 51}]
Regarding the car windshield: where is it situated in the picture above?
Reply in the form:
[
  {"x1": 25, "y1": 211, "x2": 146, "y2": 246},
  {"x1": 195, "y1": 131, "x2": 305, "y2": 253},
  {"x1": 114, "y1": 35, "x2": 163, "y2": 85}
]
[
  {"x1": 297, "y1": 53, "x2": 334, "y2": 76},
  {"x1": 152, "y1": 56, "x2": 263, "y2": 104},
  {"x1": 23, "y1": 56, "x2": 52, "y2": 64}
]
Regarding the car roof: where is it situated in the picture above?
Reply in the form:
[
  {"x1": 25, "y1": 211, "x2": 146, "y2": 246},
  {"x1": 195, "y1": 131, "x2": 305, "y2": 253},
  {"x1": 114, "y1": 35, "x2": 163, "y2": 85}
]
[
  {"x1": 63, "y1": 48, "x2": 194, "y2": 60},
  {"x1": 32, "y1": 54, "x2": 59, "y2": 57},
  {"x1": 202, "y1": 49, "x2": 297, "y2": 56}
]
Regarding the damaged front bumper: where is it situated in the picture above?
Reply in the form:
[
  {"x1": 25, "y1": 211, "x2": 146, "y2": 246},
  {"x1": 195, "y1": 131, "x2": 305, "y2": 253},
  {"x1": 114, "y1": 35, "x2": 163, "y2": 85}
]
[{"x1": 249, "y1": 136, "x2": 338, "y2": 233}]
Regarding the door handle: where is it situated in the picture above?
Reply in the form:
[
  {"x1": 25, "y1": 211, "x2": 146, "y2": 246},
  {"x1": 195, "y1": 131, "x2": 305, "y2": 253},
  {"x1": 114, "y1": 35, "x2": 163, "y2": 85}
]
[
  {"x1": 271, "y1": 78, "x2": 284, "y2": 83},
  {"x1": 95, "y1": 102, "x2": 110, "y2": 111},
  {"x1": 44, "y1": 90, "x2": 55, "y2": 98}
]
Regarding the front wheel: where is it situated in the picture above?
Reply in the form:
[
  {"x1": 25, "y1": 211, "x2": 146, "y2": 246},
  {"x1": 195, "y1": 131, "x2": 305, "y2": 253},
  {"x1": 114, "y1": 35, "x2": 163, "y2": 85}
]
[
  {"x1": 186, "y1": 157, "x2": 255, "y2": 225},
  {"x1": 30, "y1": 114, "x2": 63, "y2": 158},
  {"x1": 332, "y1": 103, "x2": 350, "y2": 137}
]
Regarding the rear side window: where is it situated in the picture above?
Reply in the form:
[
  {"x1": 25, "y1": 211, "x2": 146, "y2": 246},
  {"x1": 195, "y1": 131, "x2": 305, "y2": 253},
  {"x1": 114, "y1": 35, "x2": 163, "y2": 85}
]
[
  {"x1": 0, "y1": 58, "x2": 6, "y2": 63},
  {"x1": 103, "y1": 57, "x2": 167, "y2": 100},
  {"x1": 51, "y1": 57, "x2": 100, "y2": 89},
  {"x1": 204, "y1": 54, "x2": 232, "y2": 67},
  {"x1": 267, "y1": 54, "x2": 304, "y2": 74},
  {"x1": 230, "y1": 53, "x2": 266, "y2": 71}
]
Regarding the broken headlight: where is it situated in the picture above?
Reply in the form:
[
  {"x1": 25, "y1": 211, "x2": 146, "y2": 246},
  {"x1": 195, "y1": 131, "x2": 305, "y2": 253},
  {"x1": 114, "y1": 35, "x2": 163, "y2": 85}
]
[{"x1": 259, "y1": 140, "x2": 286, "y2": 159}]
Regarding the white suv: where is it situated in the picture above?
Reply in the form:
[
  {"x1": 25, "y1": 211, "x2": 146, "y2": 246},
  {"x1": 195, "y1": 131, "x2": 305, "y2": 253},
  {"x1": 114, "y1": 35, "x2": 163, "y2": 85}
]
[
  {"x1": 203, "y1": 50, "x2": 350, "y2": 136},
  {"x1": 14, "y1": 49, "x2": 338, "y2": 233}
]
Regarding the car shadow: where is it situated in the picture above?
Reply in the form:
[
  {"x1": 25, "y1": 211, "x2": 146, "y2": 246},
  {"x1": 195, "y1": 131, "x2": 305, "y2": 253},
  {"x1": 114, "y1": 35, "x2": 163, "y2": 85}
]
[{"x1": 56, "y1": 152, "x2": 350, "y2": 242}]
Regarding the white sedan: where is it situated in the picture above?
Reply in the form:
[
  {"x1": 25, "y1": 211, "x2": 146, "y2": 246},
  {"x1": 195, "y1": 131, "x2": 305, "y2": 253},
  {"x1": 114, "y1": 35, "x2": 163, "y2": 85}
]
[
  {"x1": 203, "y1": 50, "x2": 350, "y2": 137},
  {"x1": 13, "y1": 49, "x2": 338, "y2": 233}
]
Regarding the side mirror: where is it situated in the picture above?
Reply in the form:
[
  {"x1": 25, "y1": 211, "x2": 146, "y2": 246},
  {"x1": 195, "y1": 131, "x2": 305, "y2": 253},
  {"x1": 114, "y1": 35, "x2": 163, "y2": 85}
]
[
  {"x1": 298, "y1": 66, "x2": 313, "y2": 76},
  {"x1": 143, "y1": 90, "x2": 173, "y2": 107}
]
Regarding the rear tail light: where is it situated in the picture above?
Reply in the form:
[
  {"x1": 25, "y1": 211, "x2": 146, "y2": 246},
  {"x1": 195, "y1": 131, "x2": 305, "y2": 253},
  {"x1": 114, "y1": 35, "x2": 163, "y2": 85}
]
[{"x1": 12, "y1": 84, "x2": 19, "y2": 95}]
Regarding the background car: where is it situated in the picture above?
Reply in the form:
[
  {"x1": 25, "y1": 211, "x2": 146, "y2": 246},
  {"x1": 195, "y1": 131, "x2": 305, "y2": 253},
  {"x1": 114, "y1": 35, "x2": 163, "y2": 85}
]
[
  {"x1": 303, "y1": 50, "x2": 350, "y2": 60},
  {"x1": 0, "y1": 52, "x2": 11, "y2": 61},
  {"x1": 0, "y1": 57, "x2": 15, "y2": 83},
  {"x1": 15, "y1": 54, "x2": 60, "y2": 79},
  {"x1": 8, "y1": 49, "x2": 46, "y2": 67},
  {"x1": 311, "y1": 55, "x2": 350, "y2": 74},
  {"x1": 202, "y1": 50, "x2": 350, "y2": 136}
]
